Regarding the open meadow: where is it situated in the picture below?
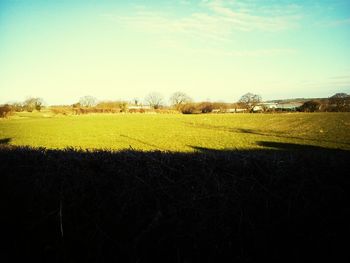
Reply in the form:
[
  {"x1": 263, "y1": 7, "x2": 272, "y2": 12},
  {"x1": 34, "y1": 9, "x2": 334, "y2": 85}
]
[
  {"x1": 1, "y1": 112, "x2": 350, "y2": 262},
  {"x1": 1, "y1": 112, "x2": 350, "y2": 151}
]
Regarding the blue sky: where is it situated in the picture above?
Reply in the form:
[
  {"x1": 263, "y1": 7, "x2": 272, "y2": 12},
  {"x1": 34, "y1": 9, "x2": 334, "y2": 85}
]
[{"x1": 0, "y1": 0, "x2": 349, "y2": 105}]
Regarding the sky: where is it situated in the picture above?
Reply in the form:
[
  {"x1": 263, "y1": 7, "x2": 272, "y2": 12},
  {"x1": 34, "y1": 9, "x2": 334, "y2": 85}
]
[{"x1": 0, "y1": 0, "x2": 350, "y2": 105}]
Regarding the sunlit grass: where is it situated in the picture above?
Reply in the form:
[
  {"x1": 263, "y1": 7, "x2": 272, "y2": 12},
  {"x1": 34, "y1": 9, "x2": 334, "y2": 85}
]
[{"x1": 1, "y1": 112, "x2": 350, "y2": 151}]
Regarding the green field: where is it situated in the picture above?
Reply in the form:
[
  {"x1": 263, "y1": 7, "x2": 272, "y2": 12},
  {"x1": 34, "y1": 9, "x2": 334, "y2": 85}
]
[
  {"x1": 1, "y1": 112, "x2": 350, "y2": 262},
  {"x1": 1, "y1": 112, "x2": 350, "y2": 151}
]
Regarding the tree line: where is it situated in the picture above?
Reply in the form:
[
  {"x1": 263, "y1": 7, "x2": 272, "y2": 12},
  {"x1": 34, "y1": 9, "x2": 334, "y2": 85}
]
[
  {"x1": 1, "y1": 92, "x2": 350, "y2": 118},
  {"x1": 298, "y1": 93, "x2": 350, "y2": 112},
  {"x1": 0, "y1": 97, "x2": 44, "y2": 118}
]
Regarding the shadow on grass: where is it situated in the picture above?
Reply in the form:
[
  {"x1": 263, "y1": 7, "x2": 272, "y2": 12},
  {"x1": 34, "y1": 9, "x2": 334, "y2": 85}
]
[
  {"x1": 184, "y1": 122, "x2": 350, "y2": 147},
  {"x1": 120, "y1": 134, "x2": 165, "y2": 150},
  {"x1": 0, "y1": 143, "x2": 349, "y2": 262},
  {"x1": 190, "y1": 141, "x2": 350, "y2": 155},
  {"x1": 0, "y1": 137, "x2": 11, "y2": 144},
  {"x1": 256, "y1": 141, "x2": 349, "y2": 151}
]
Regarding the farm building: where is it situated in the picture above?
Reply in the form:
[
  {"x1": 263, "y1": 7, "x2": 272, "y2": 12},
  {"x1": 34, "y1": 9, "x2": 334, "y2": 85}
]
[
  {"x1": 261, "y1": 102, "x2": 278, "y2": 109},
  {"x1": 127, "y1": 105, "x2": 152, "y2": 113},
  {"x1": 128, "y1": 105, "x2": 152, "y2": 110},
  {"x1": 211, "y1": 108, "x2": 247, "y2": 113},
  {"x1": 276, "y1": 102, "x2": 303, "y2": 111}
]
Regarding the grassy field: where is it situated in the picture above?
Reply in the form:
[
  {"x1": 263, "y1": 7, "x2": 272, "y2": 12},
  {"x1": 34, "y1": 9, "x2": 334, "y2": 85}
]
[
  {"x1": 1, "y1": 112, "x2": 350, "y2": 151},
  {"x1": 1, "y1": 112, "x2": 350, "y2": 262}
]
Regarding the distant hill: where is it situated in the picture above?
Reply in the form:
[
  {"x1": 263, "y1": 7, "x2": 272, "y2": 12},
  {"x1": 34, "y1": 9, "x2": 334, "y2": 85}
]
[{"x1": 266, "y1": 97, "x2": 327, "y2": 104}]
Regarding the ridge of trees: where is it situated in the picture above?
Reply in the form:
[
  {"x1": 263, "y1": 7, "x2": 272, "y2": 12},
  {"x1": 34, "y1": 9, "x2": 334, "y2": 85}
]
[
  {"x1": 0, "y1": 97, "x2": 44, "y2": 118},
  {"x1": 1, "y1": 92, "x2": 350, "y2": 118}
]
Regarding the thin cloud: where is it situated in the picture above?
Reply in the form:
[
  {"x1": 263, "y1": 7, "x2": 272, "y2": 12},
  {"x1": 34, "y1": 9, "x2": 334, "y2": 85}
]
[
  {"x1": 101, "y1": 1, "x2": 301, "y2": 58},
  {"x1": 226, "y1": 49, "x2": 297, "y2": 57},
  {"x1": 301, "y1": 75, "x2": 350, "y2": 91},
  {"x1": 314, "y1": 17, "x2": 350, "y2": 28},
  {"x1": 114, "y1": 11, "x2": 232, "y2": 42},
  {"x1": 327, "y1": 18, "x2": 350, "y2": 26},
  {"x1": 330, "y1": 75, "x2": 350, "y2": 80},
  {"x1": 192, "y1": 47, "x2": 297, "y2": 57},
  {"x1": 203, "y1": 0, "x2": 302, "y2": 32},
  {"x1": 108, "y1": 0, "x2": 302, "y2": 42}
]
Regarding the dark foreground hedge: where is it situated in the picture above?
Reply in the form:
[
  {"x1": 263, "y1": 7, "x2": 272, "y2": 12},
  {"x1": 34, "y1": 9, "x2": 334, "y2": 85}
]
[{"x1": 0, "y1": 143, "x2": 349, "y2": 263}]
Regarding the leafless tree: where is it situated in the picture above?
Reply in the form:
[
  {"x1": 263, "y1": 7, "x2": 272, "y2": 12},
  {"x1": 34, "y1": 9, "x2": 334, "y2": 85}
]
[
  {"x1": 238, "y1": 93, "x2": 262, "y2": 112},
  {"x1": 79, "y1": 96, "x2": 97, "y2": 107},
  {"x1": 169, "y1": 92, "x2": 192, "y2": 110},
  {"x1": 145, "y1": 92, "x2": 164, "y2": 109},
  {"x1": 329, "y1": 93, "x2": 350, "y2": 111},
  {"x1": 23, "y1": 97, "x2": 44, "y2": 112}
]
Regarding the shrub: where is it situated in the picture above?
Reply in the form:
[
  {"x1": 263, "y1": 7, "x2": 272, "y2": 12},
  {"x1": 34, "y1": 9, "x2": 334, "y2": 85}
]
[
  {"x1": 198, "y1": 102, "x2": 214, "y2": 113},
  {"x1": 211, "y1": 102, "x2": 230, "y2": 112},
  {"x1": 51, "y1": 106, "x2": 72, "y2": 115},
  {"x1": 23, "y1": 97, "x2": 44, "y2": 112},
  {"x1": 95, "y1": 101, "x2": 128, "y2": 113},
  {"x1": 11, "y1": 102, "x2": 24, "y2": 112},
  {"x1": 299, "y1": 100, "x2": 322, "y2": 112},
  {"x1": 0, "y1": 104, "x2": 13, "y2": 118},
  {"x1": 328, "y1": 93, "x2": 350, "y2": 112},
  {"x1": 180, "y1": 103, "x2": 198, "y2": 114}
]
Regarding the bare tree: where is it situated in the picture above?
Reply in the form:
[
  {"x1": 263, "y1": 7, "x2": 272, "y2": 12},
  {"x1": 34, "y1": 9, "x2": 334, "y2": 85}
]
[
  {"x1": 23, "y1": 97, "x2": 44, "y2": 112},
  {"x1": 11, "y1": 102, "x2": 24, "y2": 112},
  {"x1": 145, "y1": 92, "x2": 164, "y2": 109},
  {"x1": 79, "y1": 96, "x2": 97, "y2": 107},
  {"x1": 329, "y1": 93, "x2": 350, "y2": 111},
  {"x1": 238, "y1": 93, "x2": 262, "y2": 112},
  {"x1": 169, "y1": 92, "x2": 192, "y2": 110}
]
